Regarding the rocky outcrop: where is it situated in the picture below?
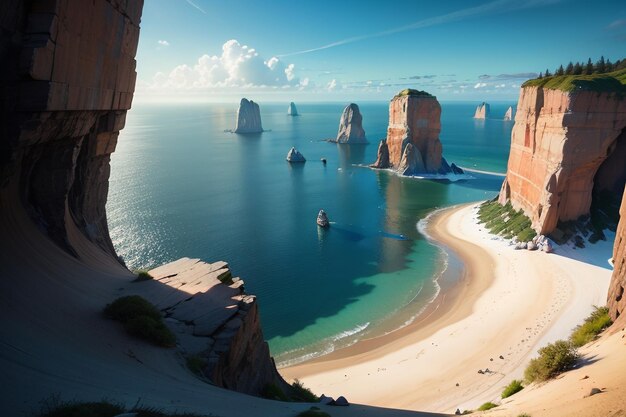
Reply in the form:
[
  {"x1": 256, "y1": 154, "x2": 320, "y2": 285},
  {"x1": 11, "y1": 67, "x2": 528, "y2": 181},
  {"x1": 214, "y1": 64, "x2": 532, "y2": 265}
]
[
  {"x1": 234, "y1": 98, "x2": 263, "y2": 133},
  {"x1": 0, "y1": 0, "x2": 142, "y2": 258},
  {"x1": 504, "y1": 106, "x2": 514, "y2": 121},
  {"x1": 474, "y1": 102, "x2": 490, "y2": 119},
  {"x1": 398, "y1": 143, "x2": 425, "y2": 175},
  {"x1": 608, "y1": 189, "x2": 626, "y2": 324},
  {"x1": 0, "y1": 0, "x2": 288, "y2": 403},
  {"x1": 288, "y1": 101, "x2": 298, "y2": 116},
  {"x1": 286, "y1": 147, "x2": 305, "y2": 162},
  {"x1": 135, "y1": 258, "x2": 288, "y2": 395},
  {"x1": 370, "y1": 139, "x2": 391, "y2": 169},
  {"x1": 383, "y1": 89, "x2": 459, "y2": 175},
  {"x1": 336, "y1": 103, "x2": 366, "y2": 143},
  {"x1": 498, "y1": 86, "x2": 626, "y2": 234}
]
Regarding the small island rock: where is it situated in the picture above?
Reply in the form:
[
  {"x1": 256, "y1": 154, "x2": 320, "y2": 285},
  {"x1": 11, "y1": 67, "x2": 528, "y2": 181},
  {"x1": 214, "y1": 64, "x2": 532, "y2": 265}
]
[
  {"x1": 234, "y1": 98, "x2": 263, "y2": 133},
  {"x1": 336, "y1": 103, "x2": 367, "y2": 143},
  {"x1": 288, "y1": 101, "x2": 299, "y2": 116},
  {"x1": 286, "y1": 147, "x2": 306, "y2": 162}
]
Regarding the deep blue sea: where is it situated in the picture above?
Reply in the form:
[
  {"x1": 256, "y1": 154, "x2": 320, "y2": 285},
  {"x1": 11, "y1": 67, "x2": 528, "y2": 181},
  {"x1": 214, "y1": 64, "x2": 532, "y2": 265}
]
[{"x1": 107, "y1": 101, "x2": 514, "y2": 365}]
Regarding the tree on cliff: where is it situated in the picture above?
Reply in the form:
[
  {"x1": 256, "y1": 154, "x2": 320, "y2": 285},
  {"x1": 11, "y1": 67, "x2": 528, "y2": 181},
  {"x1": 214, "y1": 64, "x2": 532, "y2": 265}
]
[
  {"x1": 595, "y1": 56, "x2": 606, "y2": 73},
  {"x1": 565, "y1": 62, "x2": 574, "y2": 75},
  {"x1": 585, "y1": 58, "x2": 594, "y2": 75},
  {"x1": 573, "y1": 62, "x2": 583, "y2": 75},
  {"x1": 556, "y1": 65, "x2": 565, "y2": 76},
  {"x1": 545, "y1": 69, "x2": 552, "y2": 77}
]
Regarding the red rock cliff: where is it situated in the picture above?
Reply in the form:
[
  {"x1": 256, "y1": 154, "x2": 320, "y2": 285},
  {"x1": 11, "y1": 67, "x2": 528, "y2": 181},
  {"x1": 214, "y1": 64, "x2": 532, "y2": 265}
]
[
  {"x1": 386, "y1": 92, "x2": 443, "y2": 173},
  {"x1": 498, "y1": 86, "x2": 626, "y2": 234},
  {"x1": 608, "y1": 189, "x2": 626, "y2": 325}
]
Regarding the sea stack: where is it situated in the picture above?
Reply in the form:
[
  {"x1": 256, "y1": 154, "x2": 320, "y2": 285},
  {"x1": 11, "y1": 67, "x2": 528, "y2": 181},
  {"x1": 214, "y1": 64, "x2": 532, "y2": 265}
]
[
  {"x1": 383, "y1": 89, "x2": 459, "y2": 175},
  {"x1": 336, "y1": 103, "x2": 367, "y2": 143},
  {"x1": 370, "y1": 139, "x2": 391, "y2": 169},
  {"x1": 286, "y1": 147, "x2": 306, "y2": 162},
  {"x1": 288, "y1": 102, "x2": 299, "y2": 116},
  {"x1": 234, "y1": 98, "x2": 263, "y2": 133},
  {"x1": 504, "y1": 106, "x2": 514, "y2": 121},
  {"x1": 474, "y1": 102, "x2": 490, "y2": 119}
]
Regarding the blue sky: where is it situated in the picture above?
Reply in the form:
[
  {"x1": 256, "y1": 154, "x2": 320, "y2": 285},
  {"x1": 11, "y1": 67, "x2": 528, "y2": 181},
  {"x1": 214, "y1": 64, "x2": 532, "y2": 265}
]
[{"x1": 135, "y1": 0, "x2": 626, "y2": 102}]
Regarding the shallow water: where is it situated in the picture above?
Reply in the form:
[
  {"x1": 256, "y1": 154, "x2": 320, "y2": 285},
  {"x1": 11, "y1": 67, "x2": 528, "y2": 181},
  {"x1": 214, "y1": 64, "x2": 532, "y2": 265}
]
[{"x1": 108, "y1": 101, "x2": 512, "y2": 364}]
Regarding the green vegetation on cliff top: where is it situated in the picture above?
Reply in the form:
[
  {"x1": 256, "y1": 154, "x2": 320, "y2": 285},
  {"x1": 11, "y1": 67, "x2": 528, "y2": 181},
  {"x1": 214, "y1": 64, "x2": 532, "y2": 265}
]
[
  {"x1": 522, "y1": 68, "x2": 626, "y2": 93},
  {"x1": 394, "y1": 88, "x2": 434, "y2": 98}
]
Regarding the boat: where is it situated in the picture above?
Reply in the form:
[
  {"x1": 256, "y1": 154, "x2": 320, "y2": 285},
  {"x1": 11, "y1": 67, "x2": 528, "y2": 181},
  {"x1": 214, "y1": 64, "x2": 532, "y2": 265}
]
[{"x1": 317, "y1": 210, "x2": 329, "y2": 228}]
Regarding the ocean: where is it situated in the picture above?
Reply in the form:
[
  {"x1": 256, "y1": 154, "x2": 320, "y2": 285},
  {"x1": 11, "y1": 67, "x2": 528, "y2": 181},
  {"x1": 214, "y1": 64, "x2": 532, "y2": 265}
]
[{"x1": 107, "y1": 101, "x2": 513, "y2": 365}]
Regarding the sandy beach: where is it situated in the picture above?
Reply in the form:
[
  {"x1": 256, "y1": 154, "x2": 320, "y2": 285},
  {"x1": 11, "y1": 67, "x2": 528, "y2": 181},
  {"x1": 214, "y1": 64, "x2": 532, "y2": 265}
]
[{"x1": 280, "y1": 202, "x2": 613, "y2": 413}]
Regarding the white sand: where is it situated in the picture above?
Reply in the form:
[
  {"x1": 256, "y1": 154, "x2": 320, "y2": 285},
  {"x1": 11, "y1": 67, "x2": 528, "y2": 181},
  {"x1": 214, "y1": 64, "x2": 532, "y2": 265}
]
[{"x1": 281, "y1": 203, "x2": 613, "y2": 413}]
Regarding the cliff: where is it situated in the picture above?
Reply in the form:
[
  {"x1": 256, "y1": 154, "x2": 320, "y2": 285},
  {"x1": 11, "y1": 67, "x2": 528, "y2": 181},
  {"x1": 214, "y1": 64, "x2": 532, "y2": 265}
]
[
  {"x1": 0, "y1": 1, "x2": 289, "y2": 411},
  {"x1": 498, "y1": 83, "x2": 626, "y2": 234},
  {"x1": 474, "y1": 102, "x2": 490, "y2": 119},
  {"x1": 234, "y1": 98, "x2": 263, "y2": 133},
  {"x1": 384, "y1": 89, "x2": 454, "y2": 174},
  {"x1": 608, "y1": 188, "x2": 626, "y2": 325},
  {"x1": 336, "y1": 103, "x2": 367, "y2": 143}
]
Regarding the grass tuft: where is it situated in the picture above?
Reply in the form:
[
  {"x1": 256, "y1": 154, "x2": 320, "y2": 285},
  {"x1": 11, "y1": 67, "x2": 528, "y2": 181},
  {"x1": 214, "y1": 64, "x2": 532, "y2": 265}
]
[
  {"x1": 261, "y1": 383, "x2": 289, "y2": 402},
  {"x1": 104, "y1": 295, "x2": 175, "y2": 347},
  {"x1": 133, "y1": 270, "x2": 154, "y2": 282},
  {"x1": 186, "y1": 355, "x2": 208, "y2": 377},
  {"x1": 394, "y1": 88, "x2": 434, "y2": 98},
  {"x1": 477, "y1": 402, "x2": 498, "y2": 411},
  {"x1": 501, "y1": 379, "x2": 524, "y2": 398},
  {"x1": 570, "y1": 306, "x2": 612, "y2": 347},
  {"x1": 296, "y1": 408, "x2": 331, "y2": 417},
  {"x1": 478, "y1": 200, "x2": 536, "y2": 242},
  {"x1": 524, "y1": 340, "x2": 578, "y2": 383},
  {"x1": 290, "y1": 379, "x2": 319, "y2": 402}
]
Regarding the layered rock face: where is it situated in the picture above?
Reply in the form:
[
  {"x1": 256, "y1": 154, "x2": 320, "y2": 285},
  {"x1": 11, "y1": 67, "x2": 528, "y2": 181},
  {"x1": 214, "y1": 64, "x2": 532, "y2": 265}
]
[
  {"x1": 0, "y1": 0, "x2": 142, "y2": 257},
  {"x1": 474, "y1": 102, "x2": 490, "y2": 119},
  {"x1": 287, "y1": 101, "x2": 298, "y2": 116},
  {"x1": 139, "y1": 258, "x2": 288, "y2": 395},
  {"x1": 608, "y1": 189, "x2": 626, "y2": 324},
  {"x1": 336, "y1": 103, "x2": 366, "y2": 143},
  {"x1": 1, "y1": 1, "x2": 287, "y2": 400},
  {"x1": 504, "y1": 106, "x2": 514, "y2": 121},
  {"x1": 385, "y1": 91, "x2": 445, "y2": 173},
  {"x1": 234, "y1": 98, "x2": 263, "y2": 133},
  {"x1": 498, "y1": 86, "x2": 626, "y2": 234}
]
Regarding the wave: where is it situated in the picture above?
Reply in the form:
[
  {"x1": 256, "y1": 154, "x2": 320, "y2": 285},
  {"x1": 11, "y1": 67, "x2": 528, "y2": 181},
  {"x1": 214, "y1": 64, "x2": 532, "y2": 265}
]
[{"x1": 332, "y1": 321, "x2": 370, "y2": 341}]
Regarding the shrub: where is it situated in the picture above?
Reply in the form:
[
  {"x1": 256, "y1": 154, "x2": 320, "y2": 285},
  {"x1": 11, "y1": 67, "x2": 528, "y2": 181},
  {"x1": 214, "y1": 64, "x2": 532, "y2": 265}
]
[
  {"x1": 296, "y1": 408, "x2": 331, "y2": 417},
  {"x1": 133, "y1": 270, "x2": 154, "y2": 282},
  {"x1": 104, "y1": 296, "x2": 175, "y2": 347},
  {"x1": 261, "y1": 383, "x2": 289, "y2": 401},
  {"x1": 570, "y1": 306, "x2": 612, "y2": 347},
  {"x1": 290, "y1": 379, "x2": 319, "y2": 402},
  {"x1": 517, "y1": 414, "x2": 532, "y2": 417},
  {"x1": 524, "y1": 340, "x2": 578, "y2": 383},
  {"x1": 186, "y1": 355, "x2": 208, "y2": 377},
  {"x1": 501, "y1": 379, "x2": 524, "y2": 398},
  {"x1": 477, "y1": 402, "x2": 498, "y2": 411}
]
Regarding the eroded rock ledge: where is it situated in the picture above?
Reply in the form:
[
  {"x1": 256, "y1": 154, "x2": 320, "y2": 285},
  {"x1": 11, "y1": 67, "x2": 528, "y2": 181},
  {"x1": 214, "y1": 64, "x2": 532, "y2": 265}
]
[{"x1": 126, "y1": 258, "x2": 288, "y2": 395}]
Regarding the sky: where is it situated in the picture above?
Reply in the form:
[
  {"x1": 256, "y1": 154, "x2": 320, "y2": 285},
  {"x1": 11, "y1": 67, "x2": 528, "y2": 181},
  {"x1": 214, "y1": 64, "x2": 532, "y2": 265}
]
[{"x1": 134, "y1": 0, "x2": 626, "y2": 102}]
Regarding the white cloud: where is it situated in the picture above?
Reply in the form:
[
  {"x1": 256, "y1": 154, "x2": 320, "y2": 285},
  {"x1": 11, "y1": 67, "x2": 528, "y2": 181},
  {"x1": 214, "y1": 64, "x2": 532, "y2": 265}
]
[
  {"x1": 150, "y1": 39, "x2": 303, "y2": 90},
  {"x1": 327, "y1": 79, "x2": 338, "y2": 91},
  {"x1": 474, "y1": 82, "x2": 487, "y2": 89},
  {"x1": 495, "y1": 83, "x2": 506, "y2": 88},
  {"x1": 158, "y1": 40, "x2": 170, "y2": 46}
]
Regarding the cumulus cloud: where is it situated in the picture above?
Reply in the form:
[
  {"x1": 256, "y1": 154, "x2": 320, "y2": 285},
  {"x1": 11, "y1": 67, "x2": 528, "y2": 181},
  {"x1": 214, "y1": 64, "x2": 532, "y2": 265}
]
[
  {"x1": 474, "y1": 82, "x2": 488, "y2": 89},
  {"x1": 158, "y1": 40, "x2": 170, "y2": 46},
  {"x1": 150, "y1": 39, "x2": 304, "y2": 90},
  {"x1": 327, "y1": 79, "x2": 338, "y2": 91}
]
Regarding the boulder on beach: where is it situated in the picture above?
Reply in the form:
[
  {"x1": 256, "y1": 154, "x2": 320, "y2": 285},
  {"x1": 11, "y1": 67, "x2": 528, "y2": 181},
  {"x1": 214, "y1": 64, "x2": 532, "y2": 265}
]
[
  {"x1": 234, "y1": 98, "x2": 263, "y2": 133},
  {"x1": 527, "y1": 241, "x2": 537, "y2": 251},
  {"x1": 319, "y1": 394, "x2": 334, "y2": 404},
  {"x1": 336, "y1": 103, "x2": 367, "y2": 143},
  {"x1": 332, "y1": 396, "x2": 349, "y2": 406},
  {"x1": 286, "y1": 147, "x2": 306, "y2": 162}
]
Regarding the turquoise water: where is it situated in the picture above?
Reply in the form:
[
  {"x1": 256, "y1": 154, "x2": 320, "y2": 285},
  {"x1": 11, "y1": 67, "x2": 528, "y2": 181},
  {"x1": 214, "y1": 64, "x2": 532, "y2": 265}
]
[{"x1": 107, "y1": 101, "x2": 513, "y2": 365}]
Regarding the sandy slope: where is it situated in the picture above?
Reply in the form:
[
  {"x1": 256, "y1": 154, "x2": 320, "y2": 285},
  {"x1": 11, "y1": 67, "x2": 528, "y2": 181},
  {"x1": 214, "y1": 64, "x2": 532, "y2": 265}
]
[
  {"x1": 0, "y1": 186, "x2": 443, "y2": 417},
  {"x1": 282, "y1": 203, "x2": 613, "y2": 414}
]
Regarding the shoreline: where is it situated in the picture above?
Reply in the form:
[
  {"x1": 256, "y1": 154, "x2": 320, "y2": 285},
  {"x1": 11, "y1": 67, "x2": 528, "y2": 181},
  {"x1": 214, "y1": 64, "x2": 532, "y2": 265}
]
[{"x1": 280, "y1": 202, "x2": 613, "y2": 413}]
